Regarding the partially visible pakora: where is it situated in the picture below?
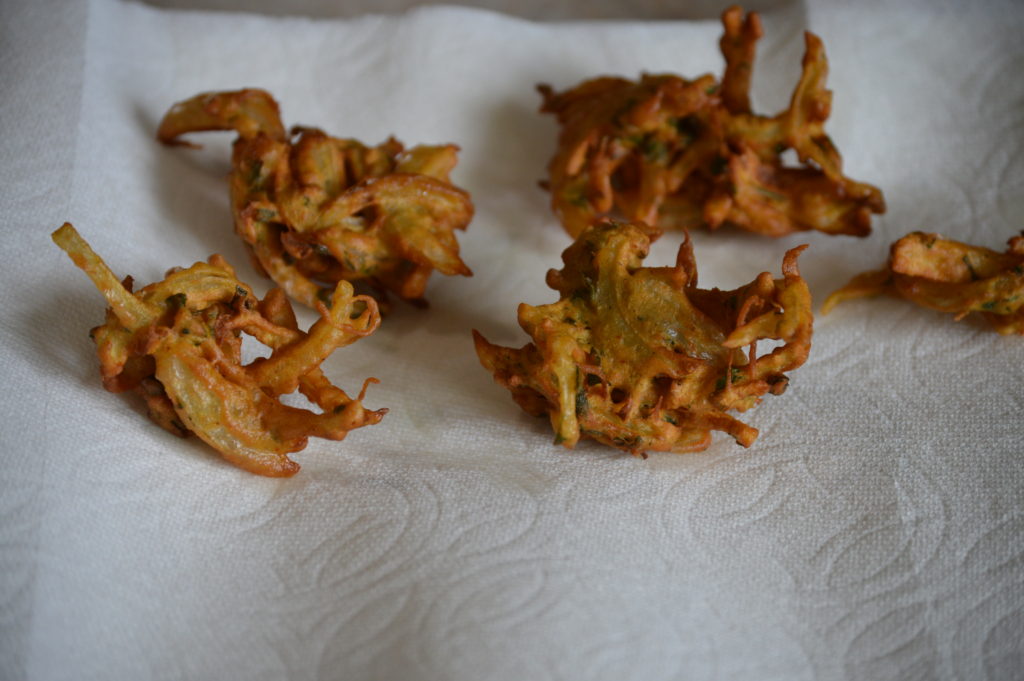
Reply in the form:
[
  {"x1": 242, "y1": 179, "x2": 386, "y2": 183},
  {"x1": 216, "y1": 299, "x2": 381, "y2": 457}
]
[
  {"x1": 823, "y1": 231, "x2": 1024, "y2": 335},
  {"x1": 538, "y1": 6, "x2": 885, "y2": 239},
  {"x1": 53, "y1": 223, "x2": 386, "y2": 477},
  {"x1": 157, "y1": 88, "x2": 473, "y2": 308},
  {"x1": 473, "y1": 220, "x2": 813, "y2": 455}
]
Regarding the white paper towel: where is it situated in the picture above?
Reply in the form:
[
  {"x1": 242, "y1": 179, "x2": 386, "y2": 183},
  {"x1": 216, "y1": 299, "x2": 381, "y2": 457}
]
[{"x1": 2, "y1": 0, "x2": 1022, "y2": 679}]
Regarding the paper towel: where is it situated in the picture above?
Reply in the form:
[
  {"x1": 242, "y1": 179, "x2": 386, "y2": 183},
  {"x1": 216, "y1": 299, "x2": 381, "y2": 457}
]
[{"x1": 2, "y1": 0, "x2": 1022, "y2": 679}]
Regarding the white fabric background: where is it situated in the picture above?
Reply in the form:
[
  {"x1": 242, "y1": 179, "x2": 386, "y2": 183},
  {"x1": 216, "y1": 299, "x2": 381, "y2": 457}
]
[{"x1": 2, "y1": 1, "x2": 1022, "y2": 679}]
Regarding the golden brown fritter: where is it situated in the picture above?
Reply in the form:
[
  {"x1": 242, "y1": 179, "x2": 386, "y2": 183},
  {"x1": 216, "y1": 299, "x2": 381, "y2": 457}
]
[
  {"x1": 158, "y1": 88, "x2": 473, "y2": 308},
  {"x1": 53, "y1": 223, "x2": 385, "y2": 477},
  {"x1": 474, "y1": 220, "x2": 813, "y2": 455},
  {"x1": 539, "y1": 6, "x2": 884, "y2": 239},
  {"x1": 824, "y1": 231, "x2": 1024, "y2": 335}
]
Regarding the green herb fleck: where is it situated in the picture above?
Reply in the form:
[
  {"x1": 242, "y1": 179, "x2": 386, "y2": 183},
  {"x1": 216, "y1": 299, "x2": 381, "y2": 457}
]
[
  {"x1": 715, "y1": 367, "x2": 745, "y2": 391},
  {"x1": 639, "y1": 136, "x2": 669, "y2": 164},
  {"x1": 962, "y1": 255, "x2": 980, "y2": 281},
  {"x1": 671, "y1": 115, "x2": 701, "y2": 145},
  {"x1": 756, "y1": 186, "x2": 786, "y2": 202},
  {"x1": 575, "y1": 385, "x2": 588, "y2": 416},
  {"x1": 566, "y1": 184, "x2": 590, "y2": 208},
  {"x1": 246, "y1": 160, "x2": 264, "y2": 186}
]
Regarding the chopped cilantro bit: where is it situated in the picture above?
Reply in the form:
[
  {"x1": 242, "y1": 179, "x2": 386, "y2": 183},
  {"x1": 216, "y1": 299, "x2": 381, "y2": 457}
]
[
  {"x1": 246, "y1": 160, "x2": 263, "y2": 185},
  {"x1": 165, "y1": 292, "x2": 187, "y2": 308},
  {"x1": 672, "y1": 114, "x2": 702, "y2": 144},
  {"x1": 575, "y1": 385, "x2": 588, "y2": 416},
  {"x1": 567, "y1": 185, "x2": 590, "y2": 208},
  {"x1": 962, "y1": 255, "x2": 980, "y2": 281},
  {"x1": 640, "y1": 136, "x2": 669, "y2": 164},
  {"x1": 756, "y1": 186, "x2": 786, "y2": 202}
]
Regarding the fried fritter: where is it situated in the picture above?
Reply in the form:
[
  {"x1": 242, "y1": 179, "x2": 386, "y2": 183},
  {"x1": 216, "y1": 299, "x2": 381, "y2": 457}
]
[
  {"x1": 473, "y1": 220, "x2": 812, "y2": 455},
  {"x1": 538, "y1": 6, "x2": 884, "y2": 239},
  {"x1": 53, "y1": 223, "x2": 386, "y2": 477},
  {"x1": 823, "y1": 231, "x2": 1024, "y2": 335},
  {"x1": 157, "y1": 88, "x2": 473, "y2": 307}
]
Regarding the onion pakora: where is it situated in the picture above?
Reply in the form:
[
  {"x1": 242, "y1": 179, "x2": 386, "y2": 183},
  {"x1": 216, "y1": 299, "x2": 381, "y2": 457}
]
[
  {"x1": 157, "y1": 88, "x2": 473, "y2": 307},
  {"x1": 823, "y1": 231, "x2": 1024, "y2": 335},
  {"x1": 538, "y1": 6, "x2": 885, "y2": 239},
  {"x1": 53, "y1": 223, "x2": 386, "y2": 477},
  {"x1": 473, "y1": 220, "x2": 813, "y2": 455}
]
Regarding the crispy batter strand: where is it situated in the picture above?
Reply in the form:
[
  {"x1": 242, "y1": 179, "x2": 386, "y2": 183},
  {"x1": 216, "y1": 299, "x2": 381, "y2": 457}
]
[
  {"x1": 473, "y1": 220, "x2": 813, "y2": 455},
  {"x1": 157, "y1": 89, "x2": 473, "y2": 307},
  {"x1": 53, "y1": 223, "x2": 386, "y2": 477},
  {"x1": 823, "y1": 231, "x2": 1024, "y2": 334},
  {"x1": 538, "y1": 6, "x2": 884, "y2": 239}
]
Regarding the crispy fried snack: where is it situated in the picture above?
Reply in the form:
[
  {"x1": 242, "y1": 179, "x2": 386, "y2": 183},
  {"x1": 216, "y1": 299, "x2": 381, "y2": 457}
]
[
  {"x1": 473, "y1": 220, "x2": 812, "y2": 455},
  {"x1": 538, "y1": 6, "x2": 885, "y2": 239},
  {"x1": 53, "y1": 223, "x2": 386, "y2": 477},
  {"x1": 823, "y1": 231, "x2": 1024, "y2": 335},
  {"x1": 157, "y1": 88, "x2": 473, "y2": 307}
]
